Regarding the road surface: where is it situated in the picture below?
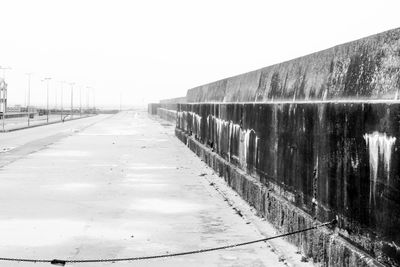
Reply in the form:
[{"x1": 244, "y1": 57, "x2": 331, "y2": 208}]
[{"x1": 0, "y1": 110, "x2": 312, "y2": 266}]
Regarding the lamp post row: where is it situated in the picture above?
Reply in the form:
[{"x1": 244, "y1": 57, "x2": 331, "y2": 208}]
[
  {"x1": 0, "y1": 68, "x2": 96, "y2": 131},
  {"x1": 37, "y1": 79, "x2": 94, "y2": 123}
]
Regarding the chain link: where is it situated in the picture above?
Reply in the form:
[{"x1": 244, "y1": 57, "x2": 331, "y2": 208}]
[{"x1": 0, "y1": 219, "x2": 336, "y2": 266}]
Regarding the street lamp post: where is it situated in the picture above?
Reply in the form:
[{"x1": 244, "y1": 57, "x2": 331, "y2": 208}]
[
  {"x1": 26, "y1": 73, "x2": 32, "y2": 126},
  {"x1": 92, "y1": 88, "x2": 95, "y2": 114},
  {"x1": 79, "y1": 86, "x2": 82, "y2": 117},
  {"x1": 60, "y1": 81, "x2": 64, "y2": 122},
  {"x1": 86, "y1": 86, "x2": 91, "y2": 115},
  {"x1": 70, "y1": 82, "x2": 74, "y2": 119},
  {"x1": 44, "y1": 77, "x2": 51, "y2": 124},
  {"x1": 54, "y1": 83, "x2": 57, "y2": 113},
  {"x1": 120, "y1": 92, "x2": 122, "y2": 112}
]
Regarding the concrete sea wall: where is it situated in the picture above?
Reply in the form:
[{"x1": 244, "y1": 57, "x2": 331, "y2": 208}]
[
  {"x1": 176, "y1": 102, "x2": 400, "y2": 266},
  {"x1": 148, "y1": 103, "x2": 180, "y2": 116},
  {"x1": 148, "y1": 103, "x2": 160, "y2": 115},
  {"x1": 187, "y1": 28, "x2": 400, "y2": 103},
  {"x1": 157, "y1": 108, "x2": 176, "y2": 123},
  {"x1": 175, "y1": 128, "x2": 380, "y2": 266},
  {"x1": 149, "y1": 27, "x2": 400, "y2": 266},
  {"x1": 160, "y1": 96, "x2": 187, "y2": 104}
]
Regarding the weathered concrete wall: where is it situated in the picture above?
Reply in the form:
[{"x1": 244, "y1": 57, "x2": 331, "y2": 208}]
[
  {"x1": 157, "y1": 108, "x2": 176, "y2": 123},
  {"x1": 187, "y1": 28, "x2": 400, "y2": 102},
  {"x1": 160, "y1": 96, "x2": 187, "y2": 104},
  {"x1": 159, "y1": 103, "x2": 179, "y2": 111},
  {"x1": 148, "y1": 103, "x2": 160, "y2": 115},
  {"x1": 176, "y1": 102, "x2": 400, "y2": 266},
  {"x1": 176, "y1": 127, "x2": 381, "y2": 266},
  {"x1": 148, "y1": 102, "x2": 181, "y2": 114},
  {"x1": 157, "y1": 28, "x2": 400, "y2": 265}
]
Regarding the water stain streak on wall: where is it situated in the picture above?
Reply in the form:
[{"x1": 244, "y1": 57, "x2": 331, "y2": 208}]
[{"x1": 177, "y1": 102, "x2": 400, "y2": 265}]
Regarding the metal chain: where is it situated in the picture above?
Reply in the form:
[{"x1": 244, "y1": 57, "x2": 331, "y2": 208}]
[{"x1": 0, "y1": 219, "x2": 337, "y2": 266}]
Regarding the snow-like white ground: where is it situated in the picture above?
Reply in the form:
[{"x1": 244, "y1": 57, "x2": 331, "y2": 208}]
[{"x1": 0, "y1": 110, "x2": 314, "y2": 267}]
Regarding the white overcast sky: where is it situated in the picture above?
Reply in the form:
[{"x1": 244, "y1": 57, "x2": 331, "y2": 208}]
[{"x1": 0, "y1": 0, "x2": 399, "y2": 108}]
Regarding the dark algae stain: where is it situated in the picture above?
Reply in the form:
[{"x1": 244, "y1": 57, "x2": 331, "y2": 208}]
[
  {"x1": 343, "y1": 48, "x2": 383, "y2": 97},
  {"x1": 268, "y1": 72, "x2": 281, "y2": 99},
  {"x1": 186, "y1": 28, "x2": 400, "y2": 103},
  {"x1": 177, "y1": 102, "x2": 400, "y2": 266},
  {"x1": 177, "y1": 27, "x2": 400, "y2": 266}
]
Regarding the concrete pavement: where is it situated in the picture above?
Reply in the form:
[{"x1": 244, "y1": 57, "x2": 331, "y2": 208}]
[{"x1": 0, "y1": 110, "x2": 312, "y2": 266}]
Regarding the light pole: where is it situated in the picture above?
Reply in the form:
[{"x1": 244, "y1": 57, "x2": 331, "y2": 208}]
[
  {"x1": 119, "y1": 92, "x2": 122, "y2": 112},
  {"x1": 54, "y1": 83, "x2": 57, "y2": 112},
  {"x1": 70, "y1": 82, "x2": 74, "y2": 119},
  {"x1": 79, "y1": 86, "x2": 82, "y2": 117},
  {"x1": 60, "y1": 81, "x2": 65, "y2": 121},
  {"x1": 44, "y1": 77, "x2": 51, "y2": 123},
  {"x1": 92, "y1": 88, "x2": 95, "y2": 114},
  {"x1": 86, "y1": 86, "x2": 91, "y2": 115},
  {"x1": 26, "y1": 73, "x2": 32, "y2": 126},
  {"x1": 0, "y1": 66, "x2": 11, "y2": 131}
]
